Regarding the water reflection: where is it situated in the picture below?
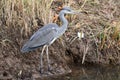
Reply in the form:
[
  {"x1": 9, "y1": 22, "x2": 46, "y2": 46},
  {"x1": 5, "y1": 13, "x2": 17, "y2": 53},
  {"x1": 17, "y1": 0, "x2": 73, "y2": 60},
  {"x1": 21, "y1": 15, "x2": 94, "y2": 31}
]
[
  {"x1": 47, "y1": 64, "x2": 120, "y2": 80},
  {"x1": 68, "y1": 65, "x2": 120, "y2": 80}
]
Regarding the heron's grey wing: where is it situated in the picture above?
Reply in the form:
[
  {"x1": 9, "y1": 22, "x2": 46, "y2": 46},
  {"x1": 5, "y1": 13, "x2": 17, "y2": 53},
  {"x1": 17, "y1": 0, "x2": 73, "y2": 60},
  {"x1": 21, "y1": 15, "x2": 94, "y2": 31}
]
[
  {"x1": 24, "y1": 23, "x2": 59, "y2": 48},
  {"x1": 30, "y1": 23, "x2": 58, "y2": 41}
]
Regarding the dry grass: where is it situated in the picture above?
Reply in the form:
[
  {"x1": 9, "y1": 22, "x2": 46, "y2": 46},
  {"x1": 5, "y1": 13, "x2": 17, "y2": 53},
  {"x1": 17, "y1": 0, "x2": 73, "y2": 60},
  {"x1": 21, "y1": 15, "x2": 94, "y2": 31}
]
[{"x1": 0, "y1": 0, "x2": 54, "y2": 37}]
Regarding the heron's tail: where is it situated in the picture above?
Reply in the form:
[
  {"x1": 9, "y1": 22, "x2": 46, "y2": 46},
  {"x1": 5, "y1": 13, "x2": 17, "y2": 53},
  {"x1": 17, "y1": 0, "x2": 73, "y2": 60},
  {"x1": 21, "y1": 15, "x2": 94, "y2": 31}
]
[
  {"x1": 21, "y1": 45, "x2": 30, "y2": 53},
  {"x1": 21, "y1": 42, "x2": 41, "y2": 53},
  {"x1": 21, "y1": 40, "x2": 44, "y2": 53},
  {"x1": 21, "y1": 42, "x2": 33, "y2": 53}
]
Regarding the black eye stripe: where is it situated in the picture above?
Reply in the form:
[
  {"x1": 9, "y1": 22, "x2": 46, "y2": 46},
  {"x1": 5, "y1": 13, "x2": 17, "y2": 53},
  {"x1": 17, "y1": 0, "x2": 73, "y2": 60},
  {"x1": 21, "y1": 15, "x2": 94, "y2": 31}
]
[
  {"x1": 62, "y1": 7, "x2": 72, "y2": 11},
  {"x1": 62, "y1": 9, "x2": 71, "y2": 11}
]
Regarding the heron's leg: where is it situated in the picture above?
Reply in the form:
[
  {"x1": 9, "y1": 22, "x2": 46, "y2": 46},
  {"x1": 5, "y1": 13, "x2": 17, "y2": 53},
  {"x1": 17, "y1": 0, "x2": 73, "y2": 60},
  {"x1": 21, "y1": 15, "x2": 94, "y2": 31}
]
[
  {"x1": 40, "y1": 45, "x2": 46, "y2": 73},
  {"x1": 46, "y1": 46, "x2": 51, "y2": 71}
]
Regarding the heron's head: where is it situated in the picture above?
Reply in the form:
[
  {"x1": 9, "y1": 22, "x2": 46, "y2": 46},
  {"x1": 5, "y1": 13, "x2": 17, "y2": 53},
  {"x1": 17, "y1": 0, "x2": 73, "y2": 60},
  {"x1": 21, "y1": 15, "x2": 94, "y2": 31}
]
[{"x1": 60, "y1": 7, "x2": 77, "y2": 14}]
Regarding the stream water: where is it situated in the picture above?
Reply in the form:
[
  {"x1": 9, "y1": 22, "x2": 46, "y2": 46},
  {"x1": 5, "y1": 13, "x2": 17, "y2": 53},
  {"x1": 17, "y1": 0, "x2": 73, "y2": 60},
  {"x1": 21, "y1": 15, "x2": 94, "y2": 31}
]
[{"x1": 45, "y1": 64, "x2": 120, "y2": 80}]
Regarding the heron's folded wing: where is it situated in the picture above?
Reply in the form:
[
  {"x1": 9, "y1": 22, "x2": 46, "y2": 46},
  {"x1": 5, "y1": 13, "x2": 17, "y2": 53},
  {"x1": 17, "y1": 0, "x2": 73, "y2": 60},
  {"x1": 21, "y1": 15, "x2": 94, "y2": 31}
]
[
  {"x1": 30, "y1": 23, "x2": 58, "y2": 41},
  {"x1": 29, "y1": 27, "x2": 57, "y2": 48}
]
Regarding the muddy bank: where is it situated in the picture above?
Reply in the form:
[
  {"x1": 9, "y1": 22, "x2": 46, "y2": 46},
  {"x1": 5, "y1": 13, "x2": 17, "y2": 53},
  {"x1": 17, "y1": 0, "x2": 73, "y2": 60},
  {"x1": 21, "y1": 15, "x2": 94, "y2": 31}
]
[
  {"x1": 0, "y1": 35, "x2": 119, "y2": 79},
  {"x1": 65, "y1": 38, "x2": 120, "y2": 65}
]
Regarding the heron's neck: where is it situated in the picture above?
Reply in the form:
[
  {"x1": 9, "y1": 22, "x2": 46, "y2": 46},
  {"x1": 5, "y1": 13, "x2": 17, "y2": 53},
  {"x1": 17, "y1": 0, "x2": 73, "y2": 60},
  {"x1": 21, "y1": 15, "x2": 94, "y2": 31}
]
[
  {"x1": 59, "y1": 14, "x2": 68, "y2": 27},
  {"x1": 58, "y1": 13, "x2": 68, "y2": 35}
]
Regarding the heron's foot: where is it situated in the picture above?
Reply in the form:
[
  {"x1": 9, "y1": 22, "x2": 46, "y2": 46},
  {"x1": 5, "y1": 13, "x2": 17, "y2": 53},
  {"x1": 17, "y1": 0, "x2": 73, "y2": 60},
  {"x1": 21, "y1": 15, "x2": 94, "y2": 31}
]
[
  {"x1": 39, "y1": 67, "x2": 44, "y2": 74},
  {"x1": 48, "y1": 66, "x2": 53, "y2": 72}
]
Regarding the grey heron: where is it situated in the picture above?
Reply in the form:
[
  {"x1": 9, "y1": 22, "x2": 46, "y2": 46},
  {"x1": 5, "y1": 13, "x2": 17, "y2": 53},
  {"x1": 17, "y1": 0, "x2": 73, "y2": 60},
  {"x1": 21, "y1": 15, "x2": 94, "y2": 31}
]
[{"x1": 21, "y1": 7, "x2": 77, "y2": 73}]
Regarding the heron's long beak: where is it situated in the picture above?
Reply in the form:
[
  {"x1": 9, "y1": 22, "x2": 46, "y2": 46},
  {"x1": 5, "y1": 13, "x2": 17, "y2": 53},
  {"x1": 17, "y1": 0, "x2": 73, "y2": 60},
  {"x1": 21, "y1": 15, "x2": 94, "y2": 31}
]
[{"x1": 71, "y1": 10, "x2": 81, "y2": 14}]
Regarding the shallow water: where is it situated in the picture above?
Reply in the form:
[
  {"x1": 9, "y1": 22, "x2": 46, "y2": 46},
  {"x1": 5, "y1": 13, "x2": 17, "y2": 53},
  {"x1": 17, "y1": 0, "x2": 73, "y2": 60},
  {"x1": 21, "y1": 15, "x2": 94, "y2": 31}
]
[
  {"x1": 46, "y1": 64, "x2": 120, "y2": 80},
  {"x1": 70, "y1": 65, "x2": 120, "y2": 80}
]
